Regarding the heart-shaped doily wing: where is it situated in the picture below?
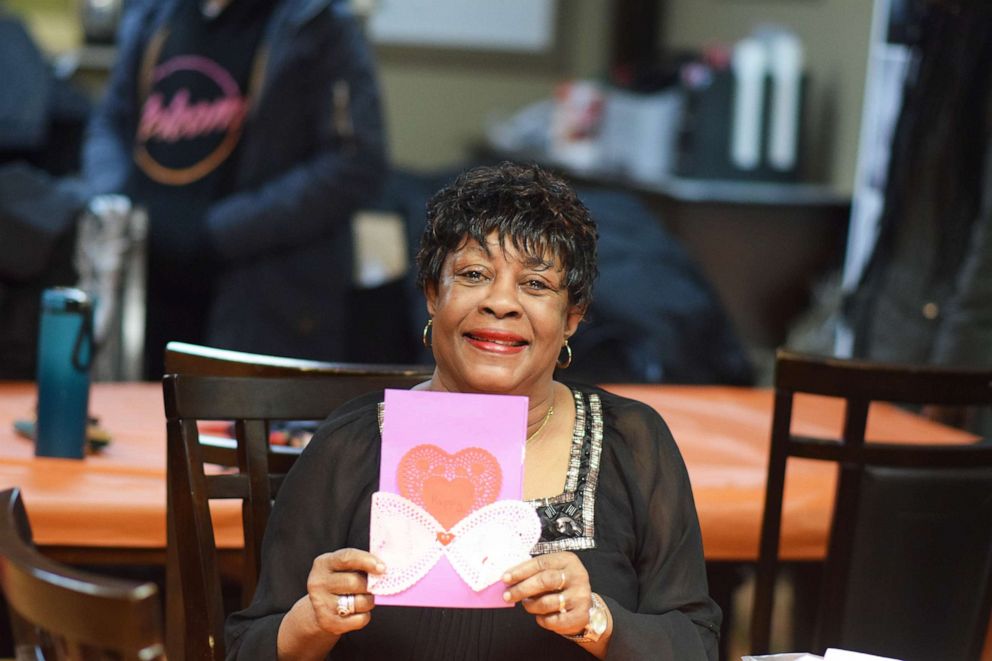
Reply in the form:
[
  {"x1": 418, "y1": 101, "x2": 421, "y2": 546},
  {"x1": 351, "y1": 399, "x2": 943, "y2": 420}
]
[
  {"x1": 447, "y1": 500, "x2": 542, "y2": 592},
  {"x1": 367, "y1": 492, "x2": 444, "y2": 595}
]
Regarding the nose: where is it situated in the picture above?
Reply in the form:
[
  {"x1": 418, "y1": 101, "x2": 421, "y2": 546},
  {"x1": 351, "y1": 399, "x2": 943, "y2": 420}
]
[{"x1": 480, "y1": 273, "x2": 521, "y2": 319}]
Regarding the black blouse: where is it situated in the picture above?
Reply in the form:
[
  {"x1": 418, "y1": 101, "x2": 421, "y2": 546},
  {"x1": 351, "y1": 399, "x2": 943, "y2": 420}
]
[{"x1": 225, "y1": 384, "x2": 721, "y2": 660}]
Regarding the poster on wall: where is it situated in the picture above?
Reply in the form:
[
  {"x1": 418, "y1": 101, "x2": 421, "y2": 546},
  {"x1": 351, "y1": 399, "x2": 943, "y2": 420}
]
[{"x1": 367, "y1": 0, "x2": 557, "y2": 53}]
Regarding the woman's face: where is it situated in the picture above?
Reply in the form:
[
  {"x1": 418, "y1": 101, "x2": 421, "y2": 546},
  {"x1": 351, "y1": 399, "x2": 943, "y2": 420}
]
[{"x1": 425, "y1": 232, "x2": 584, "y2": 398}]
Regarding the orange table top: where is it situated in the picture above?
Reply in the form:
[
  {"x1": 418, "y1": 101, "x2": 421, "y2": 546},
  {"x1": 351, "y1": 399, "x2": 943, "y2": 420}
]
[
  {"x1": 0, "y1": 382, "x2": 242, "y2": 552},
  {"x1": 603, "y1": 384, "x2": 977, "y2": 560},
  {"x1": 0, "y1": 381, "x2": 977, "y2": 561}
]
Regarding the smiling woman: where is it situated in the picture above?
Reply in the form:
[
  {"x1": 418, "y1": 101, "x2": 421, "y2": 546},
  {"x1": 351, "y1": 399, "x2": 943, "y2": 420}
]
[
  {"x1": 419, "y1": 163, "x2": 595, "y2": 407},
  {"x1": 225, "y1": 162, "x2": 721, "y2": 660}
]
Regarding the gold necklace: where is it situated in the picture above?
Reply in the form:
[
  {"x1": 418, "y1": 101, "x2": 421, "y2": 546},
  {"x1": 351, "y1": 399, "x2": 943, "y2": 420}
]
[{"x1": 526, "y1": 404, "x2": 555, "y2": 444}]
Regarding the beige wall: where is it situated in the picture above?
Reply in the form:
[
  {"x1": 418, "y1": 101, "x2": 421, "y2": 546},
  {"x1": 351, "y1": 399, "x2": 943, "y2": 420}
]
[
  {"x1": 380, "y1": 0, "x2": 873, "y2": 192},
  {"x1": 662, "y1": 0, "x2": 874, "y2": 193},
  {"x1": 376, "y1": 0, "x2": 611, "y2": 173},
  {"x1": 8, "y1": 0, "x2": 871, "y2": 193},
  {"x1": 7, "y1": 0, "x2": 81, "y2": 53}
]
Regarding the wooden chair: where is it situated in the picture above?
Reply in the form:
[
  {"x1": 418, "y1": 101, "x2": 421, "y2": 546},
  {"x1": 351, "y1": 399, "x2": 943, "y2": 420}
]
[
  {"x1": 163, "y1": 341, "x2": 432, "y2": 479},
  {"x1": 0, "y1": 487, "x2": 164, "y2": 660},
  {"x1": 162, "y1": 342, "x2": 432, "y2": 660},
  {"x1": 750, "y1": 349, "x2": 992, "y2": 660},
  {"x1": 164, "y1": 340, "x2": 431, "y2": 379}
]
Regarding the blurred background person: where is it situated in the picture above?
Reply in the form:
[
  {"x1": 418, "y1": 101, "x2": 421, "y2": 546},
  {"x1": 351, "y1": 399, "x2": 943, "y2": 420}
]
[
  {"x1": 82, "y1": 0, "x2": 386, "y2": 378},
  {"x1": 844, "y1": 0, "x2": 992, "y2": 431}
]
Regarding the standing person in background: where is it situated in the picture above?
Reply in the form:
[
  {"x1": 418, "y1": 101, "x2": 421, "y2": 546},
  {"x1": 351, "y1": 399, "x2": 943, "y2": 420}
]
[
  {"x1": 82, "y1": 0, "x2": 386, "y2": 378},
  {"x1": 846, "y1": 0, "x2": 992, "y2": 431},
  {"x1": 848, "y1": 0, "x2": 992, "y2": 367}
]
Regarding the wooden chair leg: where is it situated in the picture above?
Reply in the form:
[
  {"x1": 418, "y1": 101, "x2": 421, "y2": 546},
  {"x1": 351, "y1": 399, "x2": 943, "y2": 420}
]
[{"x1": 165, "y1": 481, "x2": 184, "y2": 659}]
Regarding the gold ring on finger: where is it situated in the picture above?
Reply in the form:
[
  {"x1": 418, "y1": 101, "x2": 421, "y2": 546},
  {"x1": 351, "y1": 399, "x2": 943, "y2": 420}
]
[
  {"x1": 556, "y1": 570, "x2": 566, "y2": 591},
  {"x1": 558, "y1": 592, "x2": 567, "y2": 615}
]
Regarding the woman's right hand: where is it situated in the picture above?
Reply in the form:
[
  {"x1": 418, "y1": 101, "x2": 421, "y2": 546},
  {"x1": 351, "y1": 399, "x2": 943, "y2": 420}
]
[
  {"x1": 277, "y1": 548, "x2": 385, "y2": 659},
  {"x1": 306, "y1": 548, "x2": 384, "y2": 634}
]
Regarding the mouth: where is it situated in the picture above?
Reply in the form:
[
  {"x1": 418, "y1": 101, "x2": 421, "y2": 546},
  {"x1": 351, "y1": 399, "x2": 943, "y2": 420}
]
[{"x1": 463, "y1": 330, "x2": 529, "y2": 353}]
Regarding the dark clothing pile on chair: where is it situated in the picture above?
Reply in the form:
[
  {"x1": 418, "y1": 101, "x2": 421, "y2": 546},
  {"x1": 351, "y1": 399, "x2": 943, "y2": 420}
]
[{"x1": 569, "y1": 188, "x2": 752, "y2": 385}]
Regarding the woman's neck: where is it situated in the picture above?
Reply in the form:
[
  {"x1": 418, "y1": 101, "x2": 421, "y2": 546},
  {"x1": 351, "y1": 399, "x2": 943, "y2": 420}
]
[{"x1": 525, "y1": 383, "x2": 558, "y2": 442}]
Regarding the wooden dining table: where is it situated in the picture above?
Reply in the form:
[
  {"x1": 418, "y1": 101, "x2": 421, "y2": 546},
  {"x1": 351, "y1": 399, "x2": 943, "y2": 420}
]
[{"x1": 0, "y1": 380, "x2": 978, "y2": 566}]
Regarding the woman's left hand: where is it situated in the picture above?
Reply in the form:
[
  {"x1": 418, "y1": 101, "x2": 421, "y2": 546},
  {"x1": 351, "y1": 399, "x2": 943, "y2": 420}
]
[{"x1": 501, "y1": 551, "x2": 593, "y2": 636}]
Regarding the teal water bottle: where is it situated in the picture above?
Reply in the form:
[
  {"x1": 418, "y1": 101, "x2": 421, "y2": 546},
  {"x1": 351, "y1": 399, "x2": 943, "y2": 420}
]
[{"x1": 35, "y1": 287, "x2": 94, "y2": 459}]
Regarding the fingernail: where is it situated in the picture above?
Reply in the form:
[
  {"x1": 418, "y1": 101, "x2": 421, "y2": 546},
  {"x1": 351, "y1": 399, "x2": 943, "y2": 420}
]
[
  {"x1": 502, "y1": 572, "x2": 511, "y2": 583},
  {"x1": 502, "y1": 591, "x2": 511, "y2": 602},
  {"x1": 376, "y1": 563, "x2": 387, "y2": 573}
]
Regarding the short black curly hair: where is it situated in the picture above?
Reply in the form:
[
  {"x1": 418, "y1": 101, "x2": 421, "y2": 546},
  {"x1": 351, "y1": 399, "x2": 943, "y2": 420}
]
[{"x1": 416, "y1": 162, "x2": 598, "y2": 310}]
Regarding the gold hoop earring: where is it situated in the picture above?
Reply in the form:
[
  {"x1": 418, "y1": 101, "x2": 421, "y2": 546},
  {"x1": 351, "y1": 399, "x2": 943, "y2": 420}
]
[
  {"x1": 557, "y1": 339, "x2": 572, "y2": 369},
  {"x1": 422, "y1": 319, "x2": 433, "y2": 349}
]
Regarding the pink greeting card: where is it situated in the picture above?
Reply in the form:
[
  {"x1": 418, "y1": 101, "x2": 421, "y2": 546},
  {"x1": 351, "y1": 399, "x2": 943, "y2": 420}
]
[{"x1": 367, "y1": 389, "x2": 541, "y2": 608}]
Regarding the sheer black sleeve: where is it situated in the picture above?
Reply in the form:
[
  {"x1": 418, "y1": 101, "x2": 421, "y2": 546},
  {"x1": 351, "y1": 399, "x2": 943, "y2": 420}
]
[
  {"x1": 224, "y1": 397, "x2": 382, "y2": 659},
  {"x1": 595, "y1": 390, "x2": 721, "y2": 660}
]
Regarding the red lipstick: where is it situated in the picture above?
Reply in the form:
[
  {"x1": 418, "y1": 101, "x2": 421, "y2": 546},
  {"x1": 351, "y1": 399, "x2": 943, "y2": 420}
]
[{"x1": 464, "y1": 329, "x2": 528, "y2": 354}]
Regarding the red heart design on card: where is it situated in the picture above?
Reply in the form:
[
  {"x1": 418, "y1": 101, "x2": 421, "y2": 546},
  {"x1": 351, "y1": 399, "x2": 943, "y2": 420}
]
[
  {"x1": 397, "y1": 445, "x2": 502, "y2": 529},
  {"x1": 436, "y1": 531, "x2": 455, "y2": 546},
  {"x1": 422, "y1": 475, "x2": 475, "y2": 529}
]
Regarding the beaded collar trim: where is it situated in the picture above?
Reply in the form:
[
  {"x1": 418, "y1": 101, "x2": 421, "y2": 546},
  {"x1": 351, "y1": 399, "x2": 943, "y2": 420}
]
[{"x1": 528, "y1": 389, "x2": 601, "y2": 555}]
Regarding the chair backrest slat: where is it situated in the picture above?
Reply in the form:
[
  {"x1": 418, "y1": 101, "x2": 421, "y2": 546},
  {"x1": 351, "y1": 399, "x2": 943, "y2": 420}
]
[
  {"x1": 163, "y1": 342, "x2": 432, "y2": 660},
  {"x1": 750, "y1": 349, "x2": 992, "y2": 659},
  {"x1": 775, "y1": 352, "x2": 992, "y2": 403},
  {"x1": 205, "y1": 474, "x2": 249, "y2": 499},
  {"x1": 164, "y1": 340, "x2": 430, "y2": 380},
  {"x1": 0, "y1": 488, "x2": 164, "y2": 659}
]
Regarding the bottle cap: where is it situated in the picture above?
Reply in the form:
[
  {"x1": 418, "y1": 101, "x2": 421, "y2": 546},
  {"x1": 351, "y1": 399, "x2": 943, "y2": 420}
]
[{"x1": 41, "y1": 287, "x2": 92, "y2": 313}]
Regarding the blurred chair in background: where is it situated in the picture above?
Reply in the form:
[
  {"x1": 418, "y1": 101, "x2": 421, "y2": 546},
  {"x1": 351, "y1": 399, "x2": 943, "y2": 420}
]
[
  {"x1": 0, "y1": 487, "x2": 164, "y2": 660},
  {"x1": 750, "y1": 349, "x2": 992, "y2": 660}
]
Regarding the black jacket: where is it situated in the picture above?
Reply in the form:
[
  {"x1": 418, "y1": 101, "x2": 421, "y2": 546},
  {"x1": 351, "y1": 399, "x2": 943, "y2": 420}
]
[{"x1": 83, "y1": 0, "x2": 388, "y2": 360}]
